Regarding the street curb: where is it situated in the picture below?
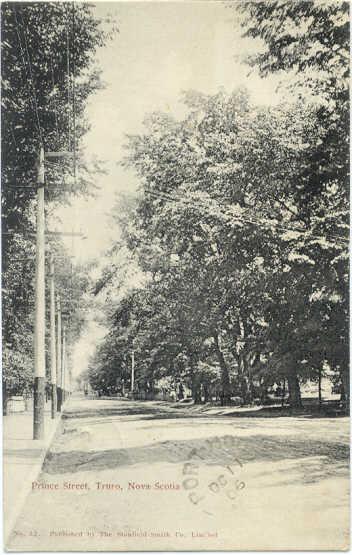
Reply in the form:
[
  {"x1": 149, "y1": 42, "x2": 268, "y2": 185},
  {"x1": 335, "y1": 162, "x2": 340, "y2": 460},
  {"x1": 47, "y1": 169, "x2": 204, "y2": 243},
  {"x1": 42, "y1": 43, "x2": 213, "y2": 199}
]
[{"x1": 4, "y1": 410, "x2": 64, "y2": 548}]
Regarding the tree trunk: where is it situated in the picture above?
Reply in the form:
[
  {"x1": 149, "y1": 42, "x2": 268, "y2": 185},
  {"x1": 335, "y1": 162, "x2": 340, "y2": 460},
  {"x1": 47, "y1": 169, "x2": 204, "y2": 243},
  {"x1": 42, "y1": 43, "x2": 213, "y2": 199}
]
[
  {"x1": 340, "y1": 382, "x2": 346, "y2": 402},
  {"x1": 318, "y1": 368, "x2": 322, "y2": 410},
  {"x1": 281, "y1": 379, "x2": 286, "y2": 407},
  {"x1": 237, "y1": 350, "x2": 258, "y2": 405},
  {"x1": 189, "y1": 354, "x2": 201, "y2": 404},
  {"x1": 340, "y1": 368, "x2": 349, "y2": 414},
  {"x1": 287, "y1": 372, "x2": 302, "y2": 409},
  {"x1": 260, "y1": 378, "x2": 267, "y2": 404},
  {"x1": 3, "y1": 384, "x2": 8, "y2": 416},
  {"x1": 203, "y1": 383, "x2": 209, "y2": 403},
  {"x1": 194, "y1": 385, "x2": 201, "y2": 404},
  {"x1": 249, "y1": 352, "x2": 260, "y2": 404},
  {"x1": 191, "y1": 374, "x2": 201, "y2": 404},
  {"x1": 231, "y1": 348, "x2": 248, "y2": 405},
  {"x1": 213, "y1": 333, "x2": 231, "y2": 406}
]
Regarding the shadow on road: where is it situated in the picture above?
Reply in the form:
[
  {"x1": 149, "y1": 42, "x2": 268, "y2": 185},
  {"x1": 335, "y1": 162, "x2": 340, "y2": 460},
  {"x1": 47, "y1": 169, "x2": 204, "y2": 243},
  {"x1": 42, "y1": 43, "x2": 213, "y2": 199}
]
[
  {"x1": 42, "y1": 432, "x2": 349, "y2": 484},
  {"x1": 62, "y1": 403, "x2": 189, "y2": 421},
  {"x1": 62, "y1": 398, "x2": 348, "y2": 421},
  {"x1": 39, "y1": 399, "x2": 350, "y2": 489}
]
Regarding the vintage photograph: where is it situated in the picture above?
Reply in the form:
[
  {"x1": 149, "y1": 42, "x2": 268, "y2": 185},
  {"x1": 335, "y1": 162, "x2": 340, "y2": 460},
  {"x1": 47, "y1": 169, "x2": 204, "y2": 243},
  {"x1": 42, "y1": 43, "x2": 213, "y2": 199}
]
[{"x1": 2, "y1": 0, "x2": 350, "y2": 551}]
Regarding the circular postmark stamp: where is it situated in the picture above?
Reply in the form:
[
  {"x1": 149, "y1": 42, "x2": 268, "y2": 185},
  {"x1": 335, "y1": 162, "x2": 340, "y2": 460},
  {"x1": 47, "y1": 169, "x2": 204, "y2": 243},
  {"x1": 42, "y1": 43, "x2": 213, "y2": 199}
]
[{"x1": 181, "y1": 435, "x2": 245, "y2": 516}]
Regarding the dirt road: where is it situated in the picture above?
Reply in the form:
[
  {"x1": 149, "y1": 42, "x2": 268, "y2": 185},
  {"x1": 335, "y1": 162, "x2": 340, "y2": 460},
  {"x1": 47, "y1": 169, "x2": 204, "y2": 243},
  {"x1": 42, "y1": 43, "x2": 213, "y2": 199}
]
[{"x1": 7, "y1": 395, "x2": 349, "y2": 551}]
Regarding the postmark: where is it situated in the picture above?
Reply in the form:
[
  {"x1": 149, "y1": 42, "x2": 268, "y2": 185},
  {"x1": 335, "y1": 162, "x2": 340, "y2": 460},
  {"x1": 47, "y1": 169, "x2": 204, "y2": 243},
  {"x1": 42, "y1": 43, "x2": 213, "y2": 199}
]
[{"x1": 181, "y1": 435, "x2": 246, "y2": 516}]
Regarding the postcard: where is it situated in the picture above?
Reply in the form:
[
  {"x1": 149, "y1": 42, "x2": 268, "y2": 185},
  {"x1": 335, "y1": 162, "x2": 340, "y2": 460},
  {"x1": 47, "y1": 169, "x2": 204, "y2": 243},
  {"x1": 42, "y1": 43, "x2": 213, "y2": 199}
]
[{"x1": 2, "y1": 0, "x2": 349, "y2": 551}]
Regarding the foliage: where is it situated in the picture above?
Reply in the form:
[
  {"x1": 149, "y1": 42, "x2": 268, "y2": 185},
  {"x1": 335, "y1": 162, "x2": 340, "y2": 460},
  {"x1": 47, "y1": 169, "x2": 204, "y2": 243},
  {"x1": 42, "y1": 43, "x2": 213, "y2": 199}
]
[
  {"x1": 1, "y1": 2, "x2": 113, "y2": 399},
  {"x1": 87, "y1": 1, "x2": 348, "y2": 409}
]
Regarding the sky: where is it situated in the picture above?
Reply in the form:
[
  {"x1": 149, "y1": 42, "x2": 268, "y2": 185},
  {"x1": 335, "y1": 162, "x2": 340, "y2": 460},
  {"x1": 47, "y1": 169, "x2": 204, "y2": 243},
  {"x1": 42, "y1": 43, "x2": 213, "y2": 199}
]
[
  {"x1": 57, "y1": 1, "x2": 283, "y2": 379},
  {"x1": 57, "y1": 0, "x2": 282, "y2": 262}
]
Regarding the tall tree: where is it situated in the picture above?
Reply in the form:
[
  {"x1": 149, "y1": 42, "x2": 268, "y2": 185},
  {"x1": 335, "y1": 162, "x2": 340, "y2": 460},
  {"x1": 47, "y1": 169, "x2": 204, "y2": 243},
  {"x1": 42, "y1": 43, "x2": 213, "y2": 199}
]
[{"x1": 2, "y1": 2, "x2": 114, "y2": 403}]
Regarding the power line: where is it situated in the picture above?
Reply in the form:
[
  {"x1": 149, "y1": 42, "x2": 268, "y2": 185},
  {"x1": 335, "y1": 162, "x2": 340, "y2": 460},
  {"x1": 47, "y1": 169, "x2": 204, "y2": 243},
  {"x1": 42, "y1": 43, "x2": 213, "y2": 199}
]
[
  {"x1": 66, "y1": 1, "x2": 73, "y2": 343},
  {"x1": 49, "y1": 57, "x2": 60, "y2": 143},
  {"x1": 13, "y1": 6, "x2": 42, "y2": 144},
  {"x1": 68, "y1": 1, "x2": 78, "y2": 351},
  {"x1": 66, "y1": 6, "x2": 71, "y2": 153},
  {"x1": 15, "y1": 6, "x2": 44, "y2": 146},
  {"x1": 3, "y1": 180, "x2": 74, "y2": 190},
  {"x1": 10, "y1": 124, "x2": 18, "y2": 151},
  {"x1": 71, "y1": 1, "x2": 77, "y2": 184},
  {"x1": 3, "y1": 230, "x2": 85, "y2": 238},
  {"x1": 12, "y1": 4, "x2": 76, "y2": 183},
  {"x1": 143, "y1": 187, "x2": 348, "y2": 247}
]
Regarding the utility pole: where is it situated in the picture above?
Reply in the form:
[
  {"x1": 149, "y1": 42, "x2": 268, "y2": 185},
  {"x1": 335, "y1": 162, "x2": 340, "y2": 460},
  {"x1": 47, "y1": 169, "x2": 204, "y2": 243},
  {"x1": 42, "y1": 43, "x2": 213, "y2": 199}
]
[
  {"x1": 33, "y1": 146, "x2": 45, "y2": 440},
  {"x1": 62, "y1": 324, "x2": 66, "y2": 404},
  {"x1": 68, "y1": 366, "x2": 72, "y2": 398},
  {"x1": 131, "y1": 348, "x2": 135, "y2": 397},
  {"x1": 56, "y1": 295, "x2": 62, "y2": 412},
  {"x1": 49, "y1": 253, "x2": 57, "y2": 419},
  {"x1": 26, "y1": 148, "x2": 78, "y2": 436}
]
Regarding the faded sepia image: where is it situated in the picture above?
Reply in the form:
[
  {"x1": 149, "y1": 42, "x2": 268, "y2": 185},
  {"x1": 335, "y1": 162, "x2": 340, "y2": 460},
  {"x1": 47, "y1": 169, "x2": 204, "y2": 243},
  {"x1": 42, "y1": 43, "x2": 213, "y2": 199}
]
[{"x1": 2, "y1": 0, "x2": 349, "y2": 551}]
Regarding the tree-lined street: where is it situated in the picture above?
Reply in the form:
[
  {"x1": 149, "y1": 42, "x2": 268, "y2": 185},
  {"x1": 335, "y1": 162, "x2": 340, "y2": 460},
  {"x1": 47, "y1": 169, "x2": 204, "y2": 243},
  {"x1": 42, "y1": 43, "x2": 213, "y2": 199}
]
[
  {"x1": 2, "y1": 1, "x2": 349, "y2": 550},
  {"x1": 86, "y1": 2, "x2": 349, "y2": 411},
  {"x1": 7, "y1": 395, "x2": 349, "y2": 551}
]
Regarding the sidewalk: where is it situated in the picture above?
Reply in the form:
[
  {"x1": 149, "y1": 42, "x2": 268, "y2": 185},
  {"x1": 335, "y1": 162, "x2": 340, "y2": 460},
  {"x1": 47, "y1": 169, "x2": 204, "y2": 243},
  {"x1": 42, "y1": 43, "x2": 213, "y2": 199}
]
[{"x1": 3, "y1": 400, "x2": 64, "y2": 544}]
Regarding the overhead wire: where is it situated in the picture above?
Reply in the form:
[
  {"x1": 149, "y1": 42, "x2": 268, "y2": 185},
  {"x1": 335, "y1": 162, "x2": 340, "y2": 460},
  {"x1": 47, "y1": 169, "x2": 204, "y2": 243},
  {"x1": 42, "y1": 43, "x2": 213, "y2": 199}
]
[
  {"x1": 68, "y1": 0, "x2": 77, "y2": 390},
  {"x1": 72, "y1": 1, "x2": 77, "y2": 183},
  {"x1": 13, "y1": 6, "x2": 42, "y2": 147},
  {"x1": 143, "y1": 186, "x2": 348, "y2": 247},
  {"x1": 7, "y1": 4, "x2": 84, "y2": 398},
  {"x1": 66, "y1": 6, "x2": 71, "y2": 154},
  {"x1": 10, "y1": 125, "x2": 18, "y2": 151},
  {"x1": 12, "y1": 6, "x2": 68, "y2": 194},
  {"x1": 16, "y1": 6, "x2": 44, "y2": 146},
  {"x1": 50, "y1": 57, "x2": 60, "y2": 144}
]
